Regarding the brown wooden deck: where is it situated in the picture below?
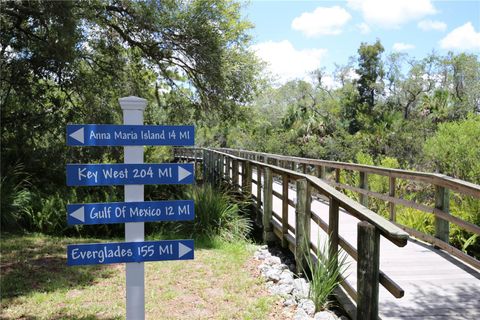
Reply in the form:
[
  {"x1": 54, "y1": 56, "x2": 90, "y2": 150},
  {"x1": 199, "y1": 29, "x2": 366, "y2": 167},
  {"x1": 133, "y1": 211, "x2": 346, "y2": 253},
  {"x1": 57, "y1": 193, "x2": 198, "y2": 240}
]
[{"x1": 253, "y1": 172, "x2": 480, "y2": 320}]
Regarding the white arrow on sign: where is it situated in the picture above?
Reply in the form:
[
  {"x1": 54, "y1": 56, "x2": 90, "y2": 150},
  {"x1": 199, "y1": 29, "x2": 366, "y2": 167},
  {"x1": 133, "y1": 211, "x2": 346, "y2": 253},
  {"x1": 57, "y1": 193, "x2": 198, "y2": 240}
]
[
  {"x1": 178, "y1": 166, "x2": 192, "y2": 182},
  {"x1": 178, "y1": 242, "x2": 192, "y2": 258},
  {"x1": 70, "y1": 206, "x2": 85, "y2": 223},
  {"x1": 69, "y1": 127, "x2": 84, "y2": 144}
]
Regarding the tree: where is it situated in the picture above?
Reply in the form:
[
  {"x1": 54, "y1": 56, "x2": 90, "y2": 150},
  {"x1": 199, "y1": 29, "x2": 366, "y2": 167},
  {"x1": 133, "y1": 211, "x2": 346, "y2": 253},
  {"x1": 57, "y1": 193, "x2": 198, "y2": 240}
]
[
  {"x1": 355, "y1": 39, "x2": 385, "y2": 116},
  {"x1": 1, "y1": 0, "x2": 260, "y2": 188}
]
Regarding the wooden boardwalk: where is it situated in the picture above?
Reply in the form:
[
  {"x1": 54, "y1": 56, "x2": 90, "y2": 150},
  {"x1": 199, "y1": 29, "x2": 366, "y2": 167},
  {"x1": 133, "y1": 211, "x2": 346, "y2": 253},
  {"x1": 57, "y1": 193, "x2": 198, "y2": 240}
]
[{"x1": 252, "y1": 172, "x2": 480, "y2": 320}]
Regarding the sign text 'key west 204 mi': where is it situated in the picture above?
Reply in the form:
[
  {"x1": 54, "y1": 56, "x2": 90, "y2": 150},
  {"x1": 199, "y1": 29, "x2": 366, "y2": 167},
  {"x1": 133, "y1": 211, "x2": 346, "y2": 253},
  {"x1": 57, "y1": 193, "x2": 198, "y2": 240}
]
[{"x1": 65, "y1": 96, "x2": 195, "y2": 320}]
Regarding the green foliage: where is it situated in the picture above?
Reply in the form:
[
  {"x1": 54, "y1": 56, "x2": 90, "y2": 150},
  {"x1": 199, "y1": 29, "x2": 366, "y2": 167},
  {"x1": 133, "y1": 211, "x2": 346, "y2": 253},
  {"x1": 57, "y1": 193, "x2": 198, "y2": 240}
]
[
  {"x1": 424, "y1": 115, "x2": 480, "y2": 184},
  {"x1": 396, "y1": 207, "x2": 435, "y2": 235},
  {"x1": 450, "y1": 195, "x2": 480, "y2": 258},
  {"x1": 304, "y1": 240, "x2": 349, "y2": 311},
  {"x1": 181, "y1": 184, "x2": 252, "y2": 242},
  {"x1": 0, "y1": 163, "x2": 32, "y2": 231}
]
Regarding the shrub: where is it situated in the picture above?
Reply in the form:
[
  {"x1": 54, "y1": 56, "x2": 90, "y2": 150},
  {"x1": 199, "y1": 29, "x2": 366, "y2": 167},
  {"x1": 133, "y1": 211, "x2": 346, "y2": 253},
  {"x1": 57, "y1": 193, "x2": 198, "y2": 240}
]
[
  {"x1": 396, "y1": 207, "x2": 434, "y2": 235},
  {"x1": 0, "y1": 163, "x2": 32, "y2": 232},
  {"x1": 182, "y1": 184, "x2": 252, "y2": 242},
  {"x1": 304, "y1": 239, "x2": 349, "y2": 311},
  {"x1": 424, "y1": 114, "x2": 480, "y2": 184}
]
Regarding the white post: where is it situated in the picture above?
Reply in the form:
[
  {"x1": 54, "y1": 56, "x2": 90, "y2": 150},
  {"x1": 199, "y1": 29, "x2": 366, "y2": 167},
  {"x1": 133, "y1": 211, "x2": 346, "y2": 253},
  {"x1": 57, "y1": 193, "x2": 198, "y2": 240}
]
[{"x1": 119, "y1": 96, "x2": 147, "y2": 320}]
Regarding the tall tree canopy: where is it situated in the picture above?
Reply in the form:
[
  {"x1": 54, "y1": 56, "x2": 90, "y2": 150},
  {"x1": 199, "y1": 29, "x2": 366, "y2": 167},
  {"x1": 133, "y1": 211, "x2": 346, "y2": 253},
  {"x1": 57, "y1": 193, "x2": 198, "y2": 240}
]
[{"x1": 1, "y1": 0, "x2": 260, "y2": 187}]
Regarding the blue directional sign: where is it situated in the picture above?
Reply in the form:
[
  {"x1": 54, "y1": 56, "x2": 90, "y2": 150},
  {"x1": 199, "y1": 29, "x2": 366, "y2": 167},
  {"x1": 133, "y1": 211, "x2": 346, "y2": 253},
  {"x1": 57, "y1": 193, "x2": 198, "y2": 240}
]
[
  {"x1": 67, "y1": 200, "x2": 194, "y2": 225},
  {"x1": 67, "y1": 240, "x2": 194, "y2": 266},
  {"x1": 66, "y1": 163, "x2": 194, "y2": 186},
  {"x1": 66, "y1": 124, "x2": 194, "y2": 146}
]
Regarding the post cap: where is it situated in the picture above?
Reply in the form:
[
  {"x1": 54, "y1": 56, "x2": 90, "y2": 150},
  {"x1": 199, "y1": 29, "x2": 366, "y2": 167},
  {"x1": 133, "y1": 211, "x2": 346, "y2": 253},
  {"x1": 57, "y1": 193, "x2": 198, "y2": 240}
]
[{"x1": 118, "y1": 96, "x2": 147, "y2": 111}]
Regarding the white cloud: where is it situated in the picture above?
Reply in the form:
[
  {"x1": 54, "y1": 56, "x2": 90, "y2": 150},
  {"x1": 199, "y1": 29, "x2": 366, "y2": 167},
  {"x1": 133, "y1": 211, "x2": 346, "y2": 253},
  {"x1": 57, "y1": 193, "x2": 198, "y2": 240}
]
[
  {"x1": 393, "y1": 42, "x2": 415, "y2": 51},
  {"x1": 291, "y1": 6, "x2": 351, "y2": 37},
  {"x1": 357, "y1": 22, "x2": 371, "y2": 34},
  {"x1": 439, "y1": 22, "x2": 480, "y2": 51},
  {"x1": 418, "y1": 20, "x2": 447, "y2": 31},
  {"x1": 251, "y1": 40, "x2": 327, "y2": 83},
  {"x1": 347, "y1": 0, "x2": 436, "y2": 28}
]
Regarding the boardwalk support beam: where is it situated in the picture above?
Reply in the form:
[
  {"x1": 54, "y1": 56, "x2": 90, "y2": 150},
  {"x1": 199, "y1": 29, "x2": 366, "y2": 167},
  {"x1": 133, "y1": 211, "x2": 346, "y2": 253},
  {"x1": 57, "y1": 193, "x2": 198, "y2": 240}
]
[
  {"x1": 262, "y1": 167, "x2": 275, "y2": 243},
  {"x1": 232, "y1": 159, "x2": 239, "y2": 190},
  {"x1": 357, "y1": 221, "x2": 380, "y2": 320},
  {"x1": 328, "y1": 198, "x2": 339, "y2": 266},
  {"x1": 295, "y1": 178, "x2": 311, "y2": 275},
  {"x1": 282, "y1": 174, "x2": 289, "y2": 248},
  {"x1": 359, "y1": 172, "x2": 368, "y2": 207},
  {"x1": 435, "y1": 186, "x2": 450, "y2": 243},
  {"x1": 389, "y1": 177, "x2": 396, "y2": 221},
  {"x1": 244, "y1": 161, "x2": 252, "y2": 195}
]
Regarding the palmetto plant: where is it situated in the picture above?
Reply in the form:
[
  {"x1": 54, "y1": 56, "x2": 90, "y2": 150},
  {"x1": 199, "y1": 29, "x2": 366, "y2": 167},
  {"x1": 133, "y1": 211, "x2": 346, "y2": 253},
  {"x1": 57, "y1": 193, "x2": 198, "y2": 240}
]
[
  {"x1": 183, "y1": 184, "x2": 252, "y2": 242},
  {"x1": 303, "y1": 238, "x2": 349, "y2": 311}
]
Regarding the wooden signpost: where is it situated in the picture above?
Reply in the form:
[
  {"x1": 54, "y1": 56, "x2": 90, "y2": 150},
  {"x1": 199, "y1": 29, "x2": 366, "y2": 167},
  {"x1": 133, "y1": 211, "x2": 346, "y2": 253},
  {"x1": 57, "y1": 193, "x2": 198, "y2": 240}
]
[{"x1": 66, "y1": 96, "x2": 194, "y2": 319}]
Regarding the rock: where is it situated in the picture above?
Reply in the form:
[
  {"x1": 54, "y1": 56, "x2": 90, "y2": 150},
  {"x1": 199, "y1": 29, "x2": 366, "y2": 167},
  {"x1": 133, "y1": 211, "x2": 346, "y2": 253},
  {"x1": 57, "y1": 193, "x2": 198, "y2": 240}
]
[
  {"x1": 293, "y1": 278, "x2": 310, "y2": 299},
  {"x1": 279, "y1": 270, "x2": 294, "y2": 284},
  {"x1": 258, "y1": 263, "x2": 270, "y2": 274},
  {"x1": 299, "y1": 299, "x2": 316, "y2": 316},
  {"x1": 283, "y1": 297, "x2": 297, "y2": 307},
  {"x1": 270, "y1": 283, "x2": 294, "y2": 296},
  {"x1": 294, "y1": 308, "x2": 311, "y2": 320},
  {"x1": 260, "y1": 244, "x2": 268, "y2": 250},
  {"x1": 265, "y1": 268, "x2": 282, "y2": 282},
  {"x1": 265, "y1": 256, "x2": 281, "y2": 265},
  {"x1": 314, "y1": 311, "x2": 338, "y2": 320},
  {"x1": 277, "y1": 263, "x2": 289, "y2": 271}
]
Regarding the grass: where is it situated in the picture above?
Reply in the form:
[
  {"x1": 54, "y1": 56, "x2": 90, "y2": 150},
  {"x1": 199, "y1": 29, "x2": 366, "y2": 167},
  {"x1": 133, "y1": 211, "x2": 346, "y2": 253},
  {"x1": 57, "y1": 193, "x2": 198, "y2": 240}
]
[{"x1": 0, "y1": 233, "x2": 278, "y2": 320}]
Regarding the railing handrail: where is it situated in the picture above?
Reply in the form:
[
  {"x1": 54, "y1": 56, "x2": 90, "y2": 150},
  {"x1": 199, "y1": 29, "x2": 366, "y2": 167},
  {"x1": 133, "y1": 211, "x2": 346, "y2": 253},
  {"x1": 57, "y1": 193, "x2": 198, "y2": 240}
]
[
  {"x1": 217, "y1": 147, "x2": 480, "y2": 198},
  {"x1": 207, "y1": 148, "x2": 408, "y2": 247},
  {"x1": 175, "y1": 146, "x2": 480, "y2": 270},
  {"x1": 176, "y1": 147, "x2": 410, "y2": 318}
]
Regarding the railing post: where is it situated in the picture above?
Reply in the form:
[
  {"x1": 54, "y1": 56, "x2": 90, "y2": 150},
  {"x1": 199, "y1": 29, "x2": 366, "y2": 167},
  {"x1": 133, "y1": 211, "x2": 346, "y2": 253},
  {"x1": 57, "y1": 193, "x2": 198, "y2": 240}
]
[
  {"x1": 244, "y1": 161, "x2": 252, "y2": 195},
  {"x1": 225, "y1": 157, "x2": 230, "y2": 182},
  {"x1": 219, "y1": 154, "x2": 225, "y2": 181},
  {"x1": 212, "y1": 152, "x2": 218, "y2": 185},
  {"x1": 216, "y1": 153, "x2": 223, "y2": 185},
  {"x1": 359, "y1": 171, "x2": 369, "y2": 207},
  {"x1": 281, "y1": 174, "x2": 289, "y2": 248},
  {"x1": 194, "y1": 149, "x2": 198, "y2": 177},
  {"x1": 295, "y1": 179, "x2": 311, "y2": 275},
  {"x1": 357, "y1": 221, "x2": 380, "y2": 320},
  {"x1": 202, "y1": 149, "x2": 207, "y2": 182},
  {"x1": 232, "y1": 159, "x2": 239, "y2": 191},
  {"x1": 435, "y1": 186, "x2": 450, "y2": 243},
  {"x1": 263, "y1": 167, "x2": 275, "y2": 242},
  {"x1": 328, "y1": 198, "x2": 339, "y2": 266},
  {"x1": 335, "y1": 168, "x2": 341, "y2": 188},
  {"x1": 205, "y1": 150, "x2": 210, "y2": 183},
  {"x1": 389, "y1": 177, "x2": 396, "y2": 221},
  {"x1": 208, "y1": 151, "x2": 213, "y2": 183},
  {"x1": 302, "y1": 163, "x2": 307, "y2": 174},
  {"x1": 256, "y1": 164, "x2": 263, "y2": 225},
  {"x1": 316, "y1": 165, "x2": 326, "y2": 179}
]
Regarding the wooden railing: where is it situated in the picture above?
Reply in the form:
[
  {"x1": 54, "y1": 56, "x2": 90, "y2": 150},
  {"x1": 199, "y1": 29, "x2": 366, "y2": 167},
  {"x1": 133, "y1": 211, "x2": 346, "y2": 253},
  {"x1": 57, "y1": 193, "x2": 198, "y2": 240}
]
[
  {"x1": 214, "y1": 147, "x2": 480, "y2": 270},
  {"x1": 175, "y1": 147, "x2": 410, "y2": 320}
]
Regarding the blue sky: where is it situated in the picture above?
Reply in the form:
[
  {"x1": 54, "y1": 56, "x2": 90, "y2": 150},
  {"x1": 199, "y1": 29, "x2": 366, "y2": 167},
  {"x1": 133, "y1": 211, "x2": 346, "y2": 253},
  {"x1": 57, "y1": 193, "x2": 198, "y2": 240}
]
[{"x1": 241, "y1": 0, "x2": 480, "y2": 85}]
